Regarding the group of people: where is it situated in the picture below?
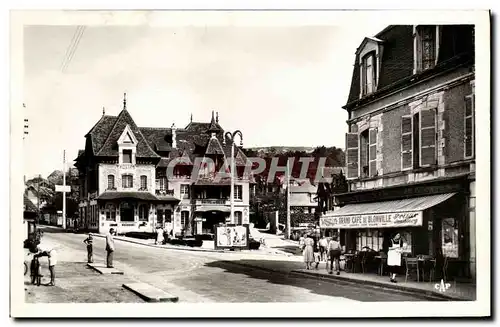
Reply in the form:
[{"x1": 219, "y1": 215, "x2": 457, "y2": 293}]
[
  {"x1": 299, "y1": 232, "x2": 407, "y2": 283},
  {"x1": 300, "y1": 233, "x2": 343, "y2": 275},
  {"x1": 83, "y1": 228, "x2": 116, "y2": 268}
]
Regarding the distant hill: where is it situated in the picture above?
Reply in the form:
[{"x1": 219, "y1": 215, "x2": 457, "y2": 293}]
[{"x1": 244, "y1": 146, "x2": 316, "y2": 155}]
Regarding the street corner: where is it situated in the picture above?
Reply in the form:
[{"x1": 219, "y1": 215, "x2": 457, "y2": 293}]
[{"x1": 87, "y1": 263, "x2": 124, "y2": 275}]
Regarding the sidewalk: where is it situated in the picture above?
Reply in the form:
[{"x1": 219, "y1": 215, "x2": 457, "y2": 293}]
[
  {"x1": 92, "y1": 233, "x2": 297, "y2": 258},
  {"x1": 24, "y1": 246, "x2": 143, "y2": 303},
  {"x1": 291, "y1": 268, "x2": 476, "y2": 301}
]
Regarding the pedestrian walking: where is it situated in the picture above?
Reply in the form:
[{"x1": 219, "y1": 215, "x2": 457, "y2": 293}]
[
  {"x1": 106, "y1": 228, "x2": 115, "y2": 268},
  {"x1": 35, "y1": 245, "x2": 57, "y2": 286},
  {"x1": 302, "y1": 234, "x2": 315, "y2": 270},
  {"x1": 319, "y1": 235, "x2": 328, "y2": 262},
  {"x1": 387, "y1": 233, "x2": 403, "y2": 283},
  {"x1": 313, "y1": 236, "x2": 321, "y2": 269},
  {"x1": 156, "y1": 226, "x2": 164, "y2": 245},
  {"x1": 327, "y1": 235, "x2": 342, "y2": 275}
]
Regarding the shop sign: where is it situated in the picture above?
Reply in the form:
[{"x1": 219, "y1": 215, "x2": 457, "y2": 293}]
[{"x1": 320, "y1": 211, "x2": 423, "y2": 229}]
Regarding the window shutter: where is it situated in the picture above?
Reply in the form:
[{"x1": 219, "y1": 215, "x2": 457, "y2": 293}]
[
  {"x1": 419, "y1": 108, "x2": 437, "y2": 167},
  {"x1": 346, "y1": 133, "x2": 359, "y2": 179},
  {"x1": 401, "y1": 115, "x2": 413, "y2": 171},
  {"x1": 464, "y1": 95, "x2": 474, "y2": 159},
  {"x1": 368, "y1": 128, "x2": 377, "y2": 176}
]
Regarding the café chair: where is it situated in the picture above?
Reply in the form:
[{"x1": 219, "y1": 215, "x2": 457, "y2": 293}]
[{"x1": 405, "y1": 257, "x2": 420, "y2": 283}]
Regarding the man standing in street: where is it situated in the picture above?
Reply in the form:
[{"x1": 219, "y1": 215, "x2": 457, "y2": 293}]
[
  {"x1": 83, "y1": 233, "x2": 93, "y2": 263},
  {"x1": 106, "y1": 228, "x2": 115, "y2": 268}
]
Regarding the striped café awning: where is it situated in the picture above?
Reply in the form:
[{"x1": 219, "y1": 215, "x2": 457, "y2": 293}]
[{"x1": 320, "y1": 193, "x2": 456, "y2": 229}]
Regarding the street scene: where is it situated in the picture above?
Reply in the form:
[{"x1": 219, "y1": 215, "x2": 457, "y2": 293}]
[{"x1": 14, "y1": 10, "x2": 489, "y2": 318}]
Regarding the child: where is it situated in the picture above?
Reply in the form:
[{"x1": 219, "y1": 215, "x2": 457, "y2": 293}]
[
  {"x1": 30, "y1": 256, "x2": 42, "y2": 286},
  {"x1": 83, "y1": 233, "x2": 94, "y2": 263}
]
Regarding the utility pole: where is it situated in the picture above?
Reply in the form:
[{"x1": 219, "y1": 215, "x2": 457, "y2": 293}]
[
  {"x1": 56, "y1": 150, "x2": 70, "y2": 229},
  {"x1": 286, "y1": 159, "x2": 291, "y2": 239},
  {"x1": 37, "y1": 174, "x2": 41, "y2": 225},
  {"x1": 63, "y1": 150, "x2": 67, "y2": 229}
]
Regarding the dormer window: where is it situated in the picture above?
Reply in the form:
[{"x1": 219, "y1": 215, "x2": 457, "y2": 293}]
[
  {"x1": 118, "y1": 125, "x2": 138, "y2": 165},
  {"x1": 361, "y1": 52, "x2": 376, "y2": 95},
  {"x1": 414, "y1": 25, "x2": 440, "y2": 73},
  {"x1": 357, "y1": 37, "x2": 383, "y2": 99},
  {"x1": 123, "y1": 150, "x2": 132, "y2": 164}
]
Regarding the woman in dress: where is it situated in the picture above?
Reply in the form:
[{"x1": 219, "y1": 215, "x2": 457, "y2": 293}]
[
  {"x1": 303, "y1": 234, "x2": 315, "y2": 270},
  {"x1": 387, "y1": 232, "x2": 403, "y2": 283}
]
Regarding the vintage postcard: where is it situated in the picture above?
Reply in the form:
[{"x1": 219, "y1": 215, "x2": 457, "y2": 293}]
[{"x1": 10, "y1": 9, "x2": 490, "y2": 318}]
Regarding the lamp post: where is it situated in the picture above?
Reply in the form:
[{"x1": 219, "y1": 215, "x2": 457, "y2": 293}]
[{"x1": 224, "y1": 130, "x2": 243, "y2": 224}]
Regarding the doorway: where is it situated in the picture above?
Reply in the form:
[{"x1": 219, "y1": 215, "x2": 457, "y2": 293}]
[
  {"x1": 201, "y1": 211, "x2": 227, "y2": 234},
  {"x1": 120, "y1": 202, "x2": 135, "y2": 222}
]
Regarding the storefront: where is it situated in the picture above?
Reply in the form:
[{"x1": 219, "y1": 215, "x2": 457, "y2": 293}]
[
  {"x1": 321, "y1": 193, "x2": 465, "y2": 258},
  {"x1": 321, "y1": 176, "x2": 471, "y2": 274}
]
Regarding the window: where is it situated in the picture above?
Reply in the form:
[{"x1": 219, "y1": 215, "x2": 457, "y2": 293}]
[
  {"x1": 419, "y1": 108, "x2": 437, "y2": 167},
  {"x1": 107, "y1": 175, "x2": 115, "y2": 190},
  {"x1": 122, "y1": 174, "x2": 133, "y2": 188},
  {"x1": 165, "y1": 210, "x2": 172, "y2": 223},
  {"x1": 401, "y1": 108, "x2": 437, "y2": 170},
  {"x1": 359, "y1": 130, "x2": 369, "y2": 177},
  {"x1": 181, "y1": 211, "x2": 189, "y2": 229},
  {"x1": 234, "y1": 211, "x2": 243, "y2": 225},
  {"x1": 105, "y1": 204, "x2": 116, "y2": 221},
  {"x1": 180, "y1": 184, "x2": 190, "y2": 198},
  {"x1": 156, "y1": 177, "x2": 167, "y2": 191},
  {"x1": 156, "y1": 209, "x2": 164, "y2": 226},
  {"x1": 346, "y1": 132, "x2": 359, "y2": 179},
  {"x1": 361, "y1": 52, "x2": 376, "y2": 95},
  {"x1": 140, "y1": 175, "x2": 148, "y2": 190},
  {"x1": 368, "y1": 129, "x2": 378, "y2": 176},
  {"x1": 464, "y1": 95, "x2": 475, "y2": 159},
  {"x1": 442, "y1": 218, "x2": 459, "y2": 258},
  {"x1": 234, "y1": 185, "x2": 243, "y2": 200},
  {"x1": 415, "y1": 26, "x2": 438, "y2": 72},
  {"x1": 123, "y1": 149, "x2": 132, "y2": 164},
  {"x1": 138, "y1": 204, "x2": 148, "y2": 221}
]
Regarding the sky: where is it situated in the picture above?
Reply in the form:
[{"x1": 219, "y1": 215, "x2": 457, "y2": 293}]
[{"x1": 23, "y1": 23, "x2": 387, "y2": 179}]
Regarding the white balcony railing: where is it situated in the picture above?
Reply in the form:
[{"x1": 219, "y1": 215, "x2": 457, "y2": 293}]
[{"x1": 195, "y1": 199, "x2": 230, "y2": 205}]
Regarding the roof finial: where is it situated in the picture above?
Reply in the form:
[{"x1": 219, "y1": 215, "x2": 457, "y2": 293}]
[
  {"x1": 123, "y1": 92, "x2": 127, "y2": 110},
  {"x1": 190, "y1": 113, "x2": 193, "y2": 123},
  {"x1": 102, "y1": 107, "x2": 105, "y2": 116},
  {"x1": 216, "y1": 112, "x2": 219, "y2": 123}
]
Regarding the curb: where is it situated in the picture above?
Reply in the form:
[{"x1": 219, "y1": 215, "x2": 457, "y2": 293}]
[
  {"x1": 92, "y1": 234, "x2": 297, "y2": 257},
  {"x1": 92, "y1": 234, "x2": 225, "y2": 253},
  {"x1": 290, "y1": 270, "x2": 470, "y2": 301},
  {"x1": 123, "y1": 283, "x2": 179, "y2": 303}
]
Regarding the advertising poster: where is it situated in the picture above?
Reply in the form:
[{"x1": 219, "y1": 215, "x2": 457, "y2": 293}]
[{"x1": 214, "y1": 224, "x2": 249, "y2": 250}]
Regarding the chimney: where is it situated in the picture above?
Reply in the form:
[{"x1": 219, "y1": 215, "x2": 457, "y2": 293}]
[
  {"x1": 171, "y1": 123, "x2": 177, "y2": 148},
  {"x1": 216, "y1": 112, "x2": 219, "y2": 123}
]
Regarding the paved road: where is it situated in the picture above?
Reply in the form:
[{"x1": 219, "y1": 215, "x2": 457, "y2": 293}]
[{"x1": 27, "y1": 227, "x2": 425, "y2": 303}]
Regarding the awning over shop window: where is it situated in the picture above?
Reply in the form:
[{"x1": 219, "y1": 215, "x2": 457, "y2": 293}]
[
  {"x1": 320, "y1": 193, "x2": 456, "y2": 229},
  {"x1": 195, "y1": 206, "x2": 231, "y2": 213}
]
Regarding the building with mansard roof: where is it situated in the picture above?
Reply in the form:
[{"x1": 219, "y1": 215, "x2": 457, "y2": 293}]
[
  {"x1": 74, "y1": 99, "x2": 251, "y2": 236},
  {"x1": 320, "y1": 25, "x2": 476, "y2": 280}
]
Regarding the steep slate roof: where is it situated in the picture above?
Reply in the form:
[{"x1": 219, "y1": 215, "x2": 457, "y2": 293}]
[
  {"x1": 344, "y1": 25, "x2": 475, "y2": 109},
  {"x1": 96, "y1": 109, "x2": 159, "y2": 158},
  {"x1": 139, "y1": 127, "x2": 173, "y2": 152},
  {"x1": 86, "y1": 115, "x2": 118, "y2": 155},
  {"x1": 81, "y1": 109, "x2": 248, "y2": 168},
  {"x1": 24, "y1": 194, "x2": 38, "y2": 212}
]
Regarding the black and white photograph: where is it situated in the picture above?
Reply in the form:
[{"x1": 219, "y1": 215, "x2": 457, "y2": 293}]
[{"x1": 10, "y1": 9, "x2": 490, "y2": 318}]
